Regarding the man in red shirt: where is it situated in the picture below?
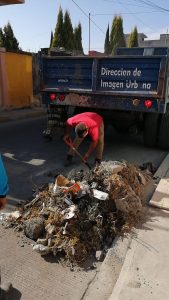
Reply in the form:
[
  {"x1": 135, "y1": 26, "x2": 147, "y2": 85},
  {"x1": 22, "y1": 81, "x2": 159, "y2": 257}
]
[{"x1": 64, "y1": 112, "x2": 104, "y2": 166}]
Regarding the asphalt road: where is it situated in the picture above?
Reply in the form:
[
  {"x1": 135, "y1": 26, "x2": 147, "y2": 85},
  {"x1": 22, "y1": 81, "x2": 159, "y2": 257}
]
[{"x1": 0, "y1": 116, "x2": 167, "y2": 206}]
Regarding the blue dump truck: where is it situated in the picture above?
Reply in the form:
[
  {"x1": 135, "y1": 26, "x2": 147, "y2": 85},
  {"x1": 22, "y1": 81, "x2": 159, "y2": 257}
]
[{"x1": 41, "y1": 47, "x2": 169, "y2": 149}]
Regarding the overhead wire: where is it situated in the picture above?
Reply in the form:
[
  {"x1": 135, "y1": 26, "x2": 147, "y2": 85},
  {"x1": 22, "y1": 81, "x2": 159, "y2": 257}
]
[
  {"x1": 103, "y1": 0, "x2": 152, "y2": 8},
  {"x1": 92, "y1": 10, "x2": 161, "y2": 16},
  {"x1": 71, "y1": 0, "x2": 105, "y2": 35},
  {"x1": 103, "y1": 0, "x2": 158, "y2": 33},
  {"x1": 133, "y1": 0, "x2": 169, "y2": 13}
]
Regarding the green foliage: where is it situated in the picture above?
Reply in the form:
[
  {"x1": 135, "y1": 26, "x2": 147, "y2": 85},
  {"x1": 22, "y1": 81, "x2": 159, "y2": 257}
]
[
  {"x1": 52, "y1": 7, "x2": 84, "y2": 53},
  {"x1": 63, "y1": 10, "x2": 74, "y2": 51},
  {"x1": 110, "y1": 16, "x2": 126, "y2": 55},
  {"x1": 74, "y1": 23, "x2": 83, "y2": 54},
  {"x1": 104, "y1": 24, "x2": 111, "y2": 55},
  {"x1": 0, "y1": 28, "x2": 5, "y2": 47},
  {"x1": 0, "y1": 22, "x2": 20, "y2": 51},
  {"x1": 52, "y1": 6, "x2": 64, "y2": 48},
  {"x1": 50, "y1": 31, "x2": 53, "y2": 48},
  {"x1": 128, "y1": 26, "x2": 138, "y2": 47}
]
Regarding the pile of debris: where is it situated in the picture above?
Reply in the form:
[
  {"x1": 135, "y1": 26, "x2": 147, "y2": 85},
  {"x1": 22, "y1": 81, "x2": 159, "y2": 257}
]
[{"x1": 1, "y1": 161, "x2": 150, "y2": 264}]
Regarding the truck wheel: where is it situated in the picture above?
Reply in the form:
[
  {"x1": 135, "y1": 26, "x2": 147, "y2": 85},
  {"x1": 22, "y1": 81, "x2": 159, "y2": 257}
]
[
  {"x1": 158, "y1": 106, "x2": 169, "y2": 150},
  {"x1": 143, "y1": 113, "x2": 159, "y2": 147}
]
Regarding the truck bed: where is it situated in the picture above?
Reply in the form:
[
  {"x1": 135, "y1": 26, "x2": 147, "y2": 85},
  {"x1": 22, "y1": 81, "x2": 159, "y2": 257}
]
[{"x1": 41, "y1": 55, "x2": 168, "y2": 98}]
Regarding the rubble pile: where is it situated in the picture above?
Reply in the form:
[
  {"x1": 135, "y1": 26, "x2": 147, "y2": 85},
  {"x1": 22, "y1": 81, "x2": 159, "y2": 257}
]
[{"x1": 2, "y1": 161, "x2": 150, "y2": 264}]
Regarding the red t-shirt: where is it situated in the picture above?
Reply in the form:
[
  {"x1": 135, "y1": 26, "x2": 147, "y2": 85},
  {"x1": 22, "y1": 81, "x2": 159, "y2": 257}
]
[{"x1": 67, "y1": 112, "x2": 103, "y2": 142}]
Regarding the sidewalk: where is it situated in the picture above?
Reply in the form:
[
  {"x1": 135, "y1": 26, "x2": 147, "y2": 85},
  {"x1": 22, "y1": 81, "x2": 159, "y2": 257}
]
[
  {"x1": 109, "y1": 154, "x2": 169, "y2": 300},
  {"x1": 0, "y1": 107, "x2": 46, "y2": 123}
]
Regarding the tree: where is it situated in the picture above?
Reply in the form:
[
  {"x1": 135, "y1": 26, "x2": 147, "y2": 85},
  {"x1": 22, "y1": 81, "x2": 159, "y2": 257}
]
[
  {"x1": 128, "y1": 26, "x2": 138, "y2": 47},
  {"x1": 63, "y1": 10, "x2": 74, "y2": 51},
  {"x1": 0, "y1": 28, "x2": 5, "y2": 48},
  {"x1": 104, "y1": 24, "x2": 111, "y2": 55},
  {"x1": 110, "y1": 16, "x2": 126, "y2": 55},
  {"x1": 74, "y1": 23, "x2": 83, "y2": 54},
  {"x1": 52, "y1": 6, "x2": 64, "y2": 48},
  {"x1": 0, "y1": 22, "x2": 19, "y2": 51},
  {"x1": 49, "y1": 31, "x2": 53, "y2": 48}
]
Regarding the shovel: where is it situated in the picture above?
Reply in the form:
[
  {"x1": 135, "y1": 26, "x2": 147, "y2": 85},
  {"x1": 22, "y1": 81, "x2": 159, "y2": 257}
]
[{"x1": 65, "y1": 140, "x2": 92, "y2": 170}]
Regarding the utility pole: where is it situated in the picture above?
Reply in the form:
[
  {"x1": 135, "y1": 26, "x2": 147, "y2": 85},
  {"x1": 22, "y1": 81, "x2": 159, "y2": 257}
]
[
  {"x1": 165, "y1": 28, "x2": 168, "y2": 45},
  {"x1": 89, "y1": 13, "x2": 91, "y2": 53}
]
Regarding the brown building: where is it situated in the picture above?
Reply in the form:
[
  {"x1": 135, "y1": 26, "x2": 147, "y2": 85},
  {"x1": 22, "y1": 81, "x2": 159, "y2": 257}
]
[{"x1": 88, "y1": 50, "x2": 104, "y2": 56}]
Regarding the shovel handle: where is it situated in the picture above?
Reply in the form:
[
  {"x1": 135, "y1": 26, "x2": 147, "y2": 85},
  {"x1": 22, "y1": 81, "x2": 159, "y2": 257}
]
[
  {"x1": 65, "y1": 140, "x2": 92, "y2": 170},
  {"x1": 85, "y1": 162, "x2": 92, "y2": 170}
]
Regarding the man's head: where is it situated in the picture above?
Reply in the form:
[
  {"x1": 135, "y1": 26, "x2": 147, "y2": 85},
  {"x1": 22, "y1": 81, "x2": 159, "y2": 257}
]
[{"x1": 75, "y1": 123, "x2": 88, "y2": 138}]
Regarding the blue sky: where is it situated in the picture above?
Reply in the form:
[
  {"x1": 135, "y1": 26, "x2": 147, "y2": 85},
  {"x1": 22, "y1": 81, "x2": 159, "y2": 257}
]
[{"x1": 0, "y1": 0, "x2": 168, "y2": 53}]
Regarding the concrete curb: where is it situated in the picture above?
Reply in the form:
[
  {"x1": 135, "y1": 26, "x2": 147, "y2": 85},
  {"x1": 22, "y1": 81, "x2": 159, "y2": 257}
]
[
  {"x1": 83, "y1": 236, "x2": 132, "y2": 300},
  {"x1": 149, "y1": 153, "x2": 169, "y2": 210},
  {"x1": 83, "y1": 153, "x2": 169, "y2": 300}
]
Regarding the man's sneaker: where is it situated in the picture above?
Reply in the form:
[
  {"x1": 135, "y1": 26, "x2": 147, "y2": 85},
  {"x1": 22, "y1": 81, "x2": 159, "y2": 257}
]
[
  {"x1": 64, "y1": 154, "x2": 73, "y2": 167},
  {"x1": 95, "y1": 158, "x2": 101, "y2": 166}
]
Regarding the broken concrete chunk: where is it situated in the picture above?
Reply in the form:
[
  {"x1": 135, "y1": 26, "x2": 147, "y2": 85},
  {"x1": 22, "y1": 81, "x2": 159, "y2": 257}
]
[
  {"x1": 33, "y1": 244, "x2": 50, "y2": 255},
  {"x1": 93, "y1": 189, "x2": 109, "y2": 201},
  {"x1": 24, "y1": 217, "x2": 44, "y2": 240}
]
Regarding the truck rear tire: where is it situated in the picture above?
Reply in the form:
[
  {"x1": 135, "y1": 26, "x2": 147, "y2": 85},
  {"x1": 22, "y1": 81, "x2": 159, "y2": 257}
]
[
  {"x1": 158, "y1": 106, "x2": 169, "y2": 150},
  {"x1": 143, "y1": 113, "x2": 159, "y2": 147}
]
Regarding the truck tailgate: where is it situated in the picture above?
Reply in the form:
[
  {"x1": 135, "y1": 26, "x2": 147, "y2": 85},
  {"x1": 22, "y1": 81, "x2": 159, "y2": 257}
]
[{"x1": 42, "y1": 55, "x2": 167, "y2": 98}]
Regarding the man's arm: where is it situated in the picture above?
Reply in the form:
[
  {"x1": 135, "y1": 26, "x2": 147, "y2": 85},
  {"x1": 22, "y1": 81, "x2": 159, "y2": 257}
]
[
  {"x1": 84, "y1": 141, "x2": 97, "y2": 161},
  {"x1": 64, "y1": 123, "x2": 72, "y2": 144},
  {"x1": 0, "y1": 155, "x2": 9, "y2": 210}
]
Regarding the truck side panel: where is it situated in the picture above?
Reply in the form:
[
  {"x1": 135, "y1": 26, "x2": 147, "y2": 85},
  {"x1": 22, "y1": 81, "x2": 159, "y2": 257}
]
[
  {"x1": 42, "y1": 58, "x2": 93, "y2": 90},
  {"x1": 42, "y1": 56, "x2": 167, "y2": 97},
  {"x1": 96, "y1": 57, "x2": 161, "y2": 93}
]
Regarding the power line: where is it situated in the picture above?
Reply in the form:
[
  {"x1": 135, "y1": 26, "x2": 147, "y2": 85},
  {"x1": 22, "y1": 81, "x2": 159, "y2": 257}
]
[
  {"x1": 133, "y1": 0, "x2": 169, "y2": 13},
  {"x1": 71, "y1": 0, "x2": 105, "y2": 35},
  {"x1": 103, "y1": 0, "x2": 152, "y2": 8},
  {"x1": 91, "y1": 10, "x2": 161, "y2": 16},
  {"x1": 104, "y1": 0, "x2": 169, "y2": 13},
  {"x1": 114, "y1": 0, "x2": 155, "y2": 32}
]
